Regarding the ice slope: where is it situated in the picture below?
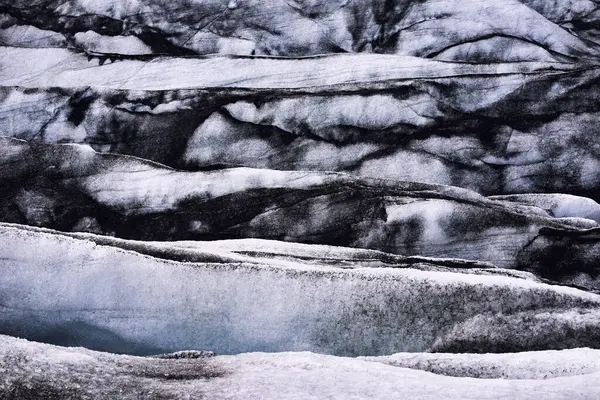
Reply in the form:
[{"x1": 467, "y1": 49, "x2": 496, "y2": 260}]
[
  {"x1": 1, "y1": 223, "x2": 600, "y2": 356},
  {"x1": 2, "y1": 0, "x2": 599, "y2": 60}
]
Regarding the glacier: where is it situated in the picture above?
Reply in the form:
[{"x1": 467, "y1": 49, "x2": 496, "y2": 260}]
[
  {"x1": 2, "y1": 222, "x2": 600, "y2": 356},
  {"x1": 1, "y1": 0, "x2": 600, "y2": 398}
]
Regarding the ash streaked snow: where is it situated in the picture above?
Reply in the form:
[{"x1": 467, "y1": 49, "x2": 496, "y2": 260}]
[
  {"x1": 1, "y1": 0, "x2": 600, "y2": 398},
  {"x1": 1, "y1": 138, "x2": 599, "y2": 288}
]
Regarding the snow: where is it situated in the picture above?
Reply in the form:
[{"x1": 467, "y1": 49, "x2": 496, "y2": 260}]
[
  {"x1": 1, "y1": 51, "x2": 598, "y2": 201},
  {"x1": 385, "y1": 199, "x2": 455, "y2": 244},
  {"x1": 183, "y1": 112, "x2": 275, "y2": 168},
  {"x1": 3, "y1": 137, "x2": 597, "y2": 275},
  {"x1": 224, "y1": 93, "x2": 441, "y2": 140},
  {"x1": 1, "y1": 0, "x2": 599, "y2": 397},
  {"x1": 0, "y1": 89, "x2": 69, "y2": 140},
  {"x1": 380, "y1": 199, "x2": 544, "y2": 267},
  {"x1": 74, "y1": 31, "x2": 152, "y2": 55},
  {"x1": 358, "y1": 150, "x2": 454, "y2": 186},
  {"x1": 4, "y1": 0, "x2": 598, "y2": 60},
  {"x1": 2, "y1": 335, "x2": 600, "y2": 399},
  {"x1": 434, "y1": 36, "x2": 558, "y2": 62},
  {"x1": 209, "y1": 351, "x2": 600, "y2": 400},
  {"x1": 521, "y1": 0, "x2": 598, "y2": 24},
  {"x1": 492, "y1": 194, "x2": 600, "y2": 223},
  {"x1": 54, "y1": 0, "x2": 144, "y2": 20},
  {"x1": 0, "y1": 24, "x2": 67, "y2": 48},
  {"x1": 2, "y1": 222, "x2": 516, "y2": 274},
  {"x1": 430, "y1": 308, "x2": 600, "y2": 353},
  {"x1": 83, "y1": 166, "x2": 330, "y2": 213},
  {"x1": 391, "y1": 0, "x2": 595, "y2": 60},
  {"x1": 362, "y1": 348, "x2": 600, "y2": 379}
]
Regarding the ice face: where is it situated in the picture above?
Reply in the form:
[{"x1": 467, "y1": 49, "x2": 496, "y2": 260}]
[
  {"x1": 0, "y1": 137, "x2": 598, "y2": 288},
  {"x1": 2, "y1": 0, "x2": 599, "y2": 59},
  {"x1": 1, "y1": 223, "x2": 600, "y2": 356}
]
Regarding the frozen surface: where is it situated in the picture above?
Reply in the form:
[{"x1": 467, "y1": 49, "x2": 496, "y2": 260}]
[
  {"x1": 0, "y1": 138, "x2": 599, "y2": 288},
  {"x1": 1, "y1": 223, "x2": 600, "y2": 356},
  {"x1": 2, "y1": 335, "x2": 600, "y2": 399},
  {"x1": 0, "y1": 47, "x2": 574, "y2": 90},
  {"x1": 362, "y1": 348, "x2": 600, "y2": 379},
  {"x1": 492, "y1": 194, "x2": 600, "y2": 223},
  {"x1": 1, "y1": 53, "x2": 599, "y2": 199},
  {"x1": 73, "y1": 31, "x2": 152, "y2": 55},
  {"x1": 1, "y1": 0, "x2": 600, "y2": 397},
  {"x1": 2, "y1": 0, "x2": 599, "y2": 60}
]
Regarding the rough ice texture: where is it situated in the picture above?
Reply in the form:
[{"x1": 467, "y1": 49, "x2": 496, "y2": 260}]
[
  {"x1": 1, "y1": 138, "x2": 599, "y2": 288},
  {"x1": 2, "y1": 223, "x2": 600, "y2": 356},
  {"x1": 1, "y1": 48, "x2": 600, "y2": 199},
  {"x1": 2, "y1": 335, "x2": 600, "y2": 400},
  {"x1": 1, "y1": 0, "x2": 600, "y2": 397},
  {"x1": 0, "y1": 47, "x2": 578, "y2": 89},
  {"x1": 1, "y1": 0, "x2": 600, "y2": 60},
  {"x1": 491, "y1": 194, "x2": 600, "y2": 223}
]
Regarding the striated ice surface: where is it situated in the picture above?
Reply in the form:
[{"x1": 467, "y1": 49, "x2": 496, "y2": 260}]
[
  {"x1": 0, "y1": 138, "x2": 599, "y2": 288},
  {"x1": 1, "y1": 51, "x2": 599, "y2": 198},
  {"x1": 1, "y1": 223, "x2": 600, "y2": 356},
  {"x1": 1, "y1": 0, "x2": 600, "y2": 397},
  {"x1": 2, "y1": 0, "x2": 600, "y2": 60}
]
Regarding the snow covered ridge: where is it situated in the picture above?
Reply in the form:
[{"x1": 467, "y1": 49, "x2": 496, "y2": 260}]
[
  {"x1": 1, "y1": 223, "x2": 600, "y2": 357},
  {"x1": 1, "y1": 0, "x2": 600, "y2": 62},
  {"x1": 361, "y1": 348, "x2": 600, "y2": 379},
  {"x1": 2, "y1": 51, "x2": 600, "y2": 198},
  {"x1": 1, "y1": 336, "x2": 600, "y2": 400},
  {"x1": 1, "y1": 138, "x2": 600, "y2": 288},
  {"x1": 0, "y1": 222, "x2": 511, "y2": 272}
]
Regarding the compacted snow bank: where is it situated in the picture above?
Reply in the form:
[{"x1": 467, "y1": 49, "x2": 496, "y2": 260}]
[
  {"x1": 1, "y1": 335, "x2": 600, "y2": 400},
  {"x1": 361, "y1": 348, "x2": 600, "y2": 379}
]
